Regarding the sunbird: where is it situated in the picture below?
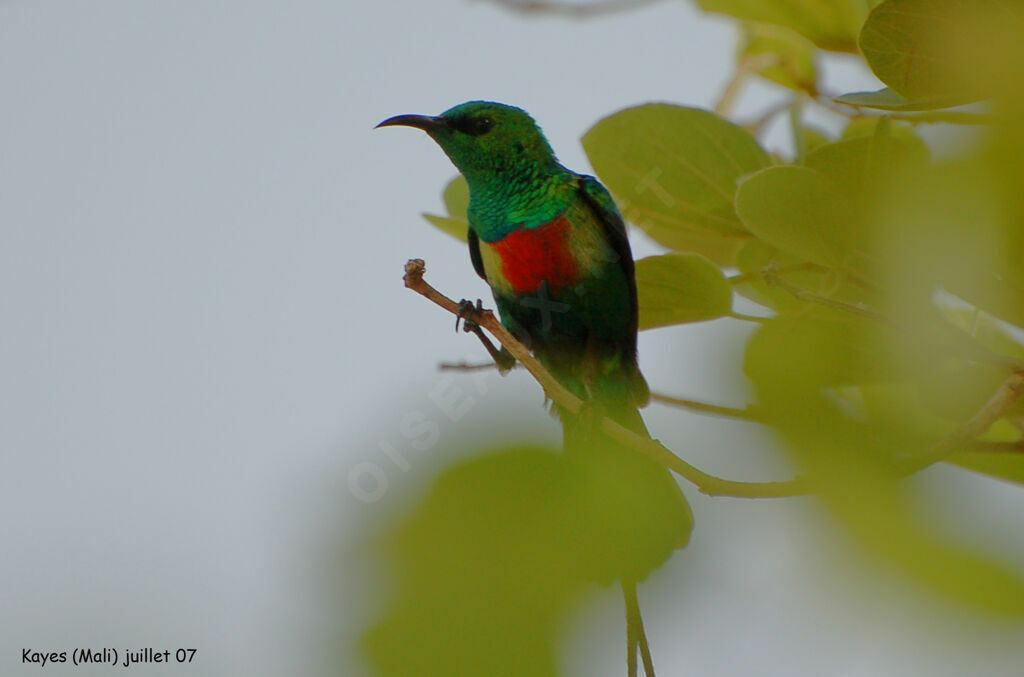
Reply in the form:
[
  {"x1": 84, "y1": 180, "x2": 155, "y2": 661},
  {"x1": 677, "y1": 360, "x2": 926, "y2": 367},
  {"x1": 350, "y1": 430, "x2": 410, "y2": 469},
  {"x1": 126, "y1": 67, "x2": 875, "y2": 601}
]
[{"x1": 378, "y1": 101, "x2": 692, "y2": 676}]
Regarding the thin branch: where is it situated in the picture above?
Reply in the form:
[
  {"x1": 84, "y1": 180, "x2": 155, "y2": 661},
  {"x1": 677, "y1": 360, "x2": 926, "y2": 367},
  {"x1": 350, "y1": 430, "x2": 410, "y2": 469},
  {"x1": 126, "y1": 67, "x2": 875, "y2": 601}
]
[
  {"x1": 728, "y1": 263, "x2": 821, "y2": 286},
  {"x1": 484, "y1": 0, "x2": 665, "y2": 18},
  {"x1": 965, "y1": 439, "x2": 1024, "y2": 454},
  {"x1": 650, "y1": 392, "x2": 762, "y2": 423},
  {"x1": 762, "y1": 270, "x2": 889, "y2": 323},
  {"x1": 714, "y1": 53, "x2": 780, "y2": 118},
  {"x1": 439, "y1": 360, "x2": 510, "y2": 372},
  {"x1": 901, "y1": 370, "x2": 1024, "y2": 473},
  {"x1": 404, "y1": 259, "x2": 809, "y2": 498},
  {"x1": 740, "y1": 100, "x2": 793, "y2": 139}
]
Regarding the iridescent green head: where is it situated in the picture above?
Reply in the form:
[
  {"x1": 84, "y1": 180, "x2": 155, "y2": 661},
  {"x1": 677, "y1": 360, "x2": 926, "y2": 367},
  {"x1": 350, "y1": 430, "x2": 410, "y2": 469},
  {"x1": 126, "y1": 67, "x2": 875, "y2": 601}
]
[{"x1": 377, "y1": 101, "x2": 558, "y2": 181}]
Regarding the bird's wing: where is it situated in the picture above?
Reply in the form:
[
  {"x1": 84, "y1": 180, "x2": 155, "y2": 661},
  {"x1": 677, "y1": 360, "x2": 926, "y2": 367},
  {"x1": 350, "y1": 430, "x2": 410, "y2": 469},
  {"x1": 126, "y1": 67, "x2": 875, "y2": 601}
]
[
  {"x1": 575, "y1": 174, "x2": 639, "y2": 334},
  {"x1": 467, "y1": 228, "x2": 487, "y2": 281}
]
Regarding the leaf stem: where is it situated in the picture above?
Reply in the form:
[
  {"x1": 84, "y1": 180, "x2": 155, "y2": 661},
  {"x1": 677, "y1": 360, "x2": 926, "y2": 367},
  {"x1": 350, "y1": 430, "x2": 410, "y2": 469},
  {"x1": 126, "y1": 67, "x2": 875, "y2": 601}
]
[{"x1": 901, "y1": 371, "x2": 1024, "y2": 473}]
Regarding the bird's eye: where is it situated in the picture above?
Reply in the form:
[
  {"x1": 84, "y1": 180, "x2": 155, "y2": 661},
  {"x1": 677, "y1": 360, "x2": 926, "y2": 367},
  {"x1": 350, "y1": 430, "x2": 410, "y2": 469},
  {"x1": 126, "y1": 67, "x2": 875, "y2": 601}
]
[{"x1": 465, "y1": 116, "x2": 494, "y2": 136}]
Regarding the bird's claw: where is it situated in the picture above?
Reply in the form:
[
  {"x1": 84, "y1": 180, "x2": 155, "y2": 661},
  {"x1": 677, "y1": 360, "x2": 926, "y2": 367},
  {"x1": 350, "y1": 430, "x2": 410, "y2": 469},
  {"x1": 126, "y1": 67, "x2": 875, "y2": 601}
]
[{"x1": 456, "y1": 298, "x2": 484, "y2": 333}]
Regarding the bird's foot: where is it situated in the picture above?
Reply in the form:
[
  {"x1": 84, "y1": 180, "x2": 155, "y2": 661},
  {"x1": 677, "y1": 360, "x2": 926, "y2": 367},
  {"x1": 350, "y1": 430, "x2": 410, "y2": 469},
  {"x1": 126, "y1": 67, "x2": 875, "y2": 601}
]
[
  {"x1": 455, "y1": 299, "x2": 516, "y2": 375},
  {"x1": 455, "y1": 298, "x2": 484, "y2": 334}
]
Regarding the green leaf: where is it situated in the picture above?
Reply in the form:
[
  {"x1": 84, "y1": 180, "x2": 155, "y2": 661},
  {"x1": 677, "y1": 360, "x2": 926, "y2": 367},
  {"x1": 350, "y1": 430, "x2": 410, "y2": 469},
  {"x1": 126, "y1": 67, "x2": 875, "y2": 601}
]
[
  {"x1": 362, "y1": 442, "x2": 694, "y2": 675},
  {"x1": 875, "y1": 157, "x2": 1024, "y2": 328},
  {"x1": 800, "y1": 126, "x2": 831, "y2": 153},
  {"x1": 583, "y1": 104, "x2": 771, "y2": 250},
  {"x1": 745, "y1": 313, "x2": 903, "y2": 388},
  {"x1": 696, "y1": 0, "x2": 877, "y2": 52},
  {"x1": 859, "y1": 0, "x2": 1021, "y2": 102},
  {"x1": 635, "y1": 253, "x2": 732, "y2": 329},
  {"x1": 422, "y1": 176, "x2": 469, "y2": 242},
  {"x1": 835, "y1": 88, "x2": 972, "y2": 112},
  {"x1": 734, "y1": 165, "x2": 854, "y2": 269},
  {"x1": 739, "y1": 23, "x2": 817, "y2": 93},
  {"x1": 806, "y1": 124, "x2": 929, "y2": 202},
  {"x1": 745, "y1": 316, "x2": 1024, "y2": 616},
  {"x1": 422, "y1": 214, "x2": 468, "y2": 242}
]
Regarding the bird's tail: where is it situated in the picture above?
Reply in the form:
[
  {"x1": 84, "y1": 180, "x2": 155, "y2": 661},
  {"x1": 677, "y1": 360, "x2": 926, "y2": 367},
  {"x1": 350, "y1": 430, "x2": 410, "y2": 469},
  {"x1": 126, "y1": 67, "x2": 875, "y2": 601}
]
[{"x1": 556, "y1": 366, "x2": 692, "y2": 586}]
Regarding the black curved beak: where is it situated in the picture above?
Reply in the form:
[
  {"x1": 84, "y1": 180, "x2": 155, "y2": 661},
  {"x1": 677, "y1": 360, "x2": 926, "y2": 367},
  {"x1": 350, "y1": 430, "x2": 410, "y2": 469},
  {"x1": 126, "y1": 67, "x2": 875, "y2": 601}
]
[{"x1": 375, "y1": 114, "x2": 445, "y2": 132}]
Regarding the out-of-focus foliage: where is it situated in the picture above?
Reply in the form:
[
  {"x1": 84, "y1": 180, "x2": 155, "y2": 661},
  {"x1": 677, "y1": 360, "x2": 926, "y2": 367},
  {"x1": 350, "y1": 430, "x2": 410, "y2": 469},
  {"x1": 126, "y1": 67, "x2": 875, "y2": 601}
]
[
  {"x1": 635, "y1": 253, "x2": 732, "y2": 329},
  {"x1": 388, "y1": 1, "x2": 1024, "y2": 673},
  {"x1": 859, "y1": 0, "x2": 1021, "y2": 103},
  {"x1": 695, "y1": 0, "x2": 883, "y2": 52},
  {"x1": 738, "y1": 23, "x2": 817, "y2": 93},
  {"x1": 422, "y1": 176, "x2": 470, "y2": 242},
  {"x1": 362, "y1": 443, "x2": 694, "y2": 676}
]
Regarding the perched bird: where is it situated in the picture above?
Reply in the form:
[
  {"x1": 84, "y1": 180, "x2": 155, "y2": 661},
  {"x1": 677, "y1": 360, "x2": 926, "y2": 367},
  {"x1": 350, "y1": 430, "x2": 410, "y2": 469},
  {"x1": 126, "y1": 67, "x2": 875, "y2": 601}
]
[{"x1": 378, "y1": 101, "x2": 692, "y2": 676}]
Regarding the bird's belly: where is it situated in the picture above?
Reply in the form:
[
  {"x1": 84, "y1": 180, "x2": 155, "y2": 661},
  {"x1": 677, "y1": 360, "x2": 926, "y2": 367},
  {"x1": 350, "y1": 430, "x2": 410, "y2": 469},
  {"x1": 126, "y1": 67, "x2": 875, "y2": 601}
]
[{"x1": 481, "y1": 217, "x2": 581, "y2": 296}]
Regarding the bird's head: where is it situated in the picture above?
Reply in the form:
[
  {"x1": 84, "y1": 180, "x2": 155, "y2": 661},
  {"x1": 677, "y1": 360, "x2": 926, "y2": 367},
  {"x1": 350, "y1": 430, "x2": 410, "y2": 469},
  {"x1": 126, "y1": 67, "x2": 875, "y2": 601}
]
[{"x1": 376, "y1": 101, "x2": 558, "y2": 181}]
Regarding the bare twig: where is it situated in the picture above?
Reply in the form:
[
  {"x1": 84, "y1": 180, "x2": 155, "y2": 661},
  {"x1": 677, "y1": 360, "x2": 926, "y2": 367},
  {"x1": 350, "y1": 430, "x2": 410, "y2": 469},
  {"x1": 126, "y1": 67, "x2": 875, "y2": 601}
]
[
  {"x1": 404, "y1": 259, "x2": 809, "y2": 498},
  {"x1": 439, "y1": 361, "x2": 510, "y2": 372},
  {"x1": 650, "y1": 393, "x2": 762, "y2": 423},
  {"x1": 715, "y1": 54, "x2": 782, "y2": 118},
  {"x1": 901, "y1": 370, "x2": 1024, "y2": 473},
  {"x1": 762, "y1": 270, "x2": 890, "y2": 323},
  {"x1": 965, "y1": 439, "x2": 1024, "y2": 454},
  {"x1": 484, "y1": 0, "x2": 664, "y2": 18}
]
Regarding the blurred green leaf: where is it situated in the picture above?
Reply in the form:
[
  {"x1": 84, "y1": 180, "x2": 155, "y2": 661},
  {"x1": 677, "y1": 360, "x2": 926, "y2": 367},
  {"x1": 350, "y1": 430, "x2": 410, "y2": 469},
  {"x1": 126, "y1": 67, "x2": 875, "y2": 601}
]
[
  {"x1": 583, "y1": 104, "x2": 771, "y2": 253},
  {"x1": 639, "y1": 227, "x2": 745, "y2": 267},
  {"x1": 745, "y1": 312, "x2": 902, "y2": 388},
  {"x1": 363, "y1": 446, "x2": 574, "y2": 677},
  {"x1": 875, "y1": 157, "x2": 1024, "y2": 328},
  {"x1": 745, "y1": 315, "x2": 1024, "y2": 615},
  {"x1": 915, "y1": 362, "x2": 1007, "y2": 422},
  {"x1": 859, "y1": 0, "x2": 1021, "y2": 102},
  {"x1": 696, "y1": 0, "x2": 877, "y2": 52},
  {"x1": 739, "y1": 23, "x2": 817, "y2": 92},
  {"x1": 939, "y1": 307, "x2": 1024, "y2": 363},
  {"x1": 806, "y1": 121, "x2": 929, "y2": 220},
  {"x1": 800, "y1": 126, "x2": 832, "y2": 153},
  {"x1": 422, "y1": 214, "x2": 468, "y2": 242},
  {"x1": 363, "y1": 443, "x2": 693, "y2": 676},
  {"x1": 735, "y1": 166, "x2": 854, "y2": 269},
  {"x1": 422, "y1": 176, "x2": 469, "y2": 242},
  {"x1": 635, "y1": 253, "x2": 732, "y2": 329},
  {"x1": 443, "y1": 174, "x2": 469, "y2": 216}
]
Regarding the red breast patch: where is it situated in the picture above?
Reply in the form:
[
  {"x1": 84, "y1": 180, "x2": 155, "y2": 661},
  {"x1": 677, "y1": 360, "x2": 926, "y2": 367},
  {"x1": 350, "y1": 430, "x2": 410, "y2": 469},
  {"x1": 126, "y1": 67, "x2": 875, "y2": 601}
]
[{"x1": 491, "y1": 217, "x2": 578, "y2": 295}]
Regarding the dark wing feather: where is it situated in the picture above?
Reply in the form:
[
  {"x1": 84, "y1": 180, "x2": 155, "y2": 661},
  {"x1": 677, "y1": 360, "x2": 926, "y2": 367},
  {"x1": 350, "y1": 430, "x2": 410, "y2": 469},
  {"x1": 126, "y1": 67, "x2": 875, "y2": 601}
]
[
  {"x1": 575, "y1": 174, "x2": 639, "y2": 339},
  {"x1": 467, "y1": 228, "x2": 486, "y2": 281}
]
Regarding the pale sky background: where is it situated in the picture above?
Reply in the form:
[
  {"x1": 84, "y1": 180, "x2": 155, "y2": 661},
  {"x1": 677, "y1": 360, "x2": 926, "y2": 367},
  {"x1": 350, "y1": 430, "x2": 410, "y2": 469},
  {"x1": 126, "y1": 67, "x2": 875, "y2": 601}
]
[{"x1": 2, "y1": 1, "x2": 1023, "y2": 676}]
